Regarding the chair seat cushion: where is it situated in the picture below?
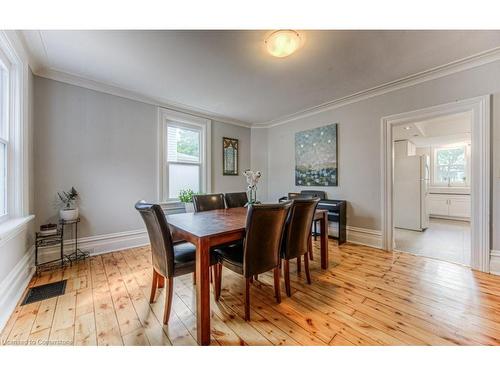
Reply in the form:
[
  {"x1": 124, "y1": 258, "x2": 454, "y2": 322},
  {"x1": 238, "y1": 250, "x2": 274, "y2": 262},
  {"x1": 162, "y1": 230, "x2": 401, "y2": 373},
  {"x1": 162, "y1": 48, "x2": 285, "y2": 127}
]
[
  {"x1": 173, "y1": 242, "x2": 218, "y2": 277},
  {"x1": 214, "y1": 242, "x2": 244, "y2": 275}
]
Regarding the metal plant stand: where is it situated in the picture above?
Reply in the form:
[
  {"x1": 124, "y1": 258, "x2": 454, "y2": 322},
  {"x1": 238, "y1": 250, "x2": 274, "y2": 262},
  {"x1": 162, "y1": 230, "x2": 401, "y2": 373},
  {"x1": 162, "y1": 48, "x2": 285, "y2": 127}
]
[
  {"x1": 35, "y1": 228, "x2": 66, "y2": 275},
  {"x1": 60, "y1": 218, "x2": 89, "y2": 264}
]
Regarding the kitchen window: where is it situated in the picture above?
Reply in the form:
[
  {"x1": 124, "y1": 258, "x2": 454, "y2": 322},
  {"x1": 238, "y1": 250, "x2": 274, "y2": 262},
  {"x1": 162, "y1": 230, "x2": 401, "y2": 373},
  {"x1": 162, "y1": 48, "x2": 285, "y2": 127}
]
[
  {"x1": 432, "y1": 144, "x2": 469, "y2": 187},
  {"x1": 158, "y1": 108, "x2": 211, "y2": 202}
]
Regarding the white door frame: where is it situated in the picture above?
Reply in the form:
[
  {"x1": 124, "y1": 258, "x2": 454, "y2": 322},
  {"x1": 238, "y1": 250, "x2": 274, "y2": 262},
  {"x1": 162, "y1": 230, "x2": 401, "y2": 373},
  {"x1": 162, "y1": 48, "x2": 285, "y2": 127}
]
[{"x1": 381, "y1": 96, "x2": 490, "y2": 272}]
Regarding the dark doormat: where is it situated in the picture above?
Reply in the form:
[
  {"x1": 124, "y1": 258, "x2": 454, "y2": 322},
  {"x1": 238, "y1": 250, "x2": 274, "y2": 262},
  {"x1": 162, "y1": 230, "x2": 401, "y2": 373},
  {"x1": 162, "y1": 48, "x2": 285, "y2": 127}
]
[{"x1": 21, "y1": 280, "x2": 67, "y2": 305}]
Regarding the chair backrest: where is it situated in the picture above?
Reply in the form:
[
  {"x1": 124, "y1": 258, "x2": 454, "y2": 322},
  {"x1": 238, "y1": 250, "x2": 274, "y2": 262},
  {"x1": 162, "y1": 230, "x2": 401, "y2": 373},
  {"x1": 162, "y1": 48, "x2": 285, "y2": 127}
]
[
  {"x1": 135, "y1": 201, "x2": 175, "y2": 277},
  {"x1": 281, "y1": 198, "x2": 321, "y2": 260},
  {"x1": 243, "y1": 202, "x2": 291, "y2": 277},
  {"x1": 288, "y1": 192, "x2": 314, "y2": 199},
  {"x1": 193, "y1": 193, "x2": 225, "y2": 212},
  {"x1": 300, "y1": 190, "x2": 326, "y2": 200},
  {"x1": 224, "y1": 192, "x2": 248, "y2": 208}
]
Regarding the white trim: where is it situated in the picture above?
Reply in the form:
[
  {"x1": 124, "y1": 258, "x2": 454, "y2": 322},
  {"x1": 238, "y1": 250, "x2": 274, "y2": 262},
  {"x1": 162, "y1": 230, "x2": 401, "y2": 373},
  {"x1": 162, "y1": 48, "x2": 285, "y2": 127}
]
[
  {"x1": 34, "y1": 67, "x2": 251, "y2": 129},
  {"x1": 381, "y1": 96, "x2": 491, "y2": 272},
  {"x1": 36, "y1": 228, "x2": 150, "y2": 264},
  {"x1": 328, "y1": 223, "x2": 383, "y2": 249},
  {"x1": 490, "y1": 250, "x2": 500, "y2": 276},
  {"x1": 0, "y1": 215, "x2": 34, "y2": 247},
  {"x1": 0, "y1": 245, "x2": 35, "y2": 333},
  {"x1": 0, "y1": 31, "x2": 30, "y2": 218},
  {"x1": 157, "y1": 108, "x2": 212, "y2": 202},
  {"x1": 254, "y1": 47, "x2": 500, "y2": 128}
]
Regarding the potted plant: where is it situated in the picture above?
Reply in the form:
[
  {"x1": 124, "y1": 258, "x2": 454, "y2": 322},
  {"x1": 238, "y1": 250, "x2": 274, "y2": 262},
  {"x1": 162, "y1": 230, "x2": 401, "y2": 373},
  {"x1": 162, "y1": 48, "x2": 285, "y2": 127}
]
[
  {"x1": 58, "y1": 187, "x2": 79, "y2": 221},
  {"x1": 179, "y1": 189, "x2": 196, "y2": 213}
]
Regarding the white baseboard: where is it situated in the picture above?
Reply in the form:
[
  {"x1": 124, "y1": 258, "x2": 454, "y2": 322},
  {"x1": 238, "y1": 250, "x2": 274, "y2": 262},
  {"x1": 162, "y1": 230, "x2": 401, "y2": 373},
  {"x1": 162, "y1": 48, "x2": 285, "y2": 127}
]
[
  {"x1": 37, "y1": 228, "x2": 149, "y2": 263},
  {"x1": 490, "y1": 250, "x2": 500, "y2": 276},
  {"x1": 328, "y1": 223, "x2": 383, "y2": 249},
  {"x1": 0, "y1": 247, "x2": 35, "y2": 332}
]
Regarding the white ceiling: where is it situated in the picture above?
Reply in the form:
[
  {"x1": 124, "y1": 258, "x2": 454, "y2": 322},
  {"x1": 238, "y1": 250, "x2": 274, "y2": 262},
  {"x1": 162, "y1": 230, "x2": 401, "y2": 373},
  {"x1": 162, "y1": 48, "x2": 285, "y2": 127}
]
[
  {"x1": 21, "y1": 30, "x2": 500, "y2": 126},
  {"x1": 393, "y1": 111, "x2": 471, "y2": 146}
]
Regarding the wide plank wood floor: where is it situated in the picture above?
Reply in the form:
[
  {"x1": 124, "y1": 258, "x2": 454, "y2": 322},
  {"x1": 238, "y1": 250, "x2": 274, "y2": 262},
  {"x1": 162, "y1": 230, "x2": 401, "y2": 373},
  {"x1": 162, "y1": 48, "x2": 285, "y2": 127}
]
[{"x1": 2, "y1": 239, "x2": 500, "y2": 345}]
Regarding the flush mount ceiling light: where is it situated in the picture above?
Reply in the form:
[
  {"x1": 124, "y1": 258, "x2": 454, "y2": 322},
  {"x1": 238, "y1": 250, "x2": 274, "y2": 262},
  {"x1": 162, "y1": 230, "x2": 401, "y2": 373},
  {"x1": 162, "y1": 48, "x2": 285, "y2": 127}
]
[{"x1": 265, "y1": 30, "x2": 302, "y2": 58}]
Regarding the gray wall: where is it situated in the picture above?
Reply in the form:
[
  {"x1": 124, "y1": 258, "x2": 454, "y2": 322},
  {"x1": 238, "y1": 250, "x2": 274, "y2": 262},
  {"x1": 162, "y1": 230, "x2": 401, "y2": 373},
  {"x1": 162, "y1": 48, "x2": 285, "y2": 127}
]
[
  {"x1": 212, "y1": 121, "x2": 251, "y2": 193},
  {"x1": 250, "y1": 127, "x2": 269, "y2": 202},
  {"x1": 260, "y1": 60, "x2": 500, "y2": 235},
  {"x1": 34, "y1": 77, "x2": 250, "y2": 238}
]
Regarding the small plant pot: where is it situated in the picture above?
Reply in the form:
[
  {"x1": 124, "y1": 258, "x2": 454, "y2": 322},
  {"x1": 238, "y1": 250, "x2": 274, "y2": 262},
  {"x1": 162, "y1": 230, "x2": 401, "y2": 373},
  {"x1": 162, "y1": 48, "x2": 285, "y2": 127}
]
[
  {"x1": 60, "y1": 207, "x2": 79, "y2": 221},
  {"x1": 184, "y1": 202, "x2": 194, "y2": 213}
]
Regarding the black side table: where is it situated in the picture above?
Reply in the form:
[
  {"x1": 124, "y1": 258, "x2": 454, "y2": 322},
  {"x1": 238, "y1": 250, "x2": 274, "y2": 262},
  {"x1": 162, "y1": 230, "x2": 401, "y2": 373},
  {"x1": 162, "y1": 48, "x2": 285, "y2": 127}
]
[{"x1": 60, "y1": 218, "x2": 89, "y2": 264}]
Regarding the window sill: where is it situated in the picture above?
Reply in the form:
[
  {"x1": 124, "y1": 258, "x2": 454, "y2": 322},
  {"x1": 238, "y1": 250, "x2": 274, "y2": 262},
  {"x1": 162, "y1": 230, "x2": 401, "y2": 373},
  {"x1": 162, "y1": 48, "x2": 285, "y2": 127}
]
[{"x1": 0, "y1": 215, "x2": 35, "y2": 245}]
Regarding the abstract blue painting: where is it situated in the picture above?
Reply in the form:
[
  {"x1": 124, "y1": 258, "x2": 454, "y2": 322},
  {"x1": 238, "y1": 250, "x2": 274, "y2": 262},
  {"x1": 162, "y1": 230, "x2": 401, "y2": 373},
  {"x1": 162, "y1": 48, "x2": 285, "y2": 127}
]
[{"x1": 295, "y1": 124, "x2": 338, "y2": 186}]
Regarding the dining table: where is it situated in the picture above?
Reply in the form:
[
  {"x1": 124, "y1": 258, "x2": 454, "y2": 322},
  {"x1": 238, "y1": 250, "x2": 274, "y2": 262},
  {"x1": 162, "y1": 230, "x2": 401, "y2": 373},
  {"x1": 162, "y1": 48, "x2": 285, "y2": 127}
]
[{"x1": 167, "y1": 206, "x2": 329, "y2": 345}]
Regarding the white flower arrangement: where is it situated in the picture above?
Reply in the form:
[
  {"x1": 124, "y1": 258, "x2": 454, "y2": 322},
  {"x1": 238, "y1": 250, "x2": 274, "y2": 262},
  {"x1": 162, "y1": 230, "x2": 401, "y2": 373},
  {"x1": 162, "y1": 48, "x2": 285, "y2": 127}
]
[{"x1": 243, "y1": 169, "x2": 262, "y2": 205}]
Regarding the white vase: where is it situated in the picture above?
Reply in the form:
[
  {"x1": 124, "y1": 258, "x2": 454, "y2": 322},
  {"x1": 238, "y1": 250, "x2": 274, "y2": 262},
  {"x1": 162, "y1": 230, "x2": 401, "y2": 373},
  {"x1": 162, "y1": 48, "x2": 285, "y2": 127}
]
[
  {"x1": 184, "y1": 202, "x2": 194, "y2": 213},
  {"x1": 60, "y1": 207, "x2": 79, "y2": 221}
]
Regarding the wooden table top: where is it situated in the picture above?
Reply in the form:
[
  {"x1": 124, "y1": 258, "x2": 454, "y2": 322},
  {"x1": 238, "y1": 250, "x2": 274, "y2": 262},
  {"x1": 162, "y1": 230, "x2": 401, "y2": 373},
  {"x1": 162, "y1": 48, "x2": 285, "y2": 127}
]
[
  {"x1": 167, "y1": 207, "x2": 248, "y2": 238},
  {"x1": 167, "y1": 206, "x2": 328, "y2": 239}
]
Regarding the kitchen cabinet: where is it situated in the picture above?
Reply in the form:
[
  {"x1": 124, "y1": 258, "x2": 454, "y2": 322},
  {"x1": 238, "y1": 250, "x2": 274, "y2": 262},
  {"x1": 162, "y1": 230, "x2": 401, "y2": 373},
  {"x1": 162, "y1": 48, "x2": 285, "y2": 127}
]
[{"x1": 427, "y1": 194, "x2": 470, "y2": 219}]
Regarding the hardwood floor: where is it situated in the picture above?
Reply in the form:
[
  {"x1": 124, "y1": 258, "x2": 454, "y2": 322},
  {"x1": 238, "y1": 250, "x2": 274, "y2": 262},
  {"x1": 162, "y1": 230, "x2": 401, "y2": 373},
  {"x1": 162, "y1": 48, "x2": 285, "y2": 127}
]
[{"x1": 2, "y1": 239, "x2": 500, "y2": 345}]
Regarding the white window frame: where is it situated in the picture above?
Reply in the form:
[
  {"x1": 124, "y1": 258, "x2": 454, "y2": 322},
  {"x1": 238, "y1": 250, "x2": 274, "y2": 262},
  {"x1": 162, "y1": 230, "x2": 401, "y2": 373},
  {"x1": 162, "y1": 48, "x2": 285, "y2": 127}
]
[
  {"x1": 157, "y1": 108, "x2": 211, "y2": 203},
  {"x1": 0, "y1": 48, "x2": 9, "y2": 222},
  {"x1": 0, "y1": 31, "x2": 30, "y2": 225},
  {"x1": 431, "y1": 143, "x2": 470, "y2": 187}
]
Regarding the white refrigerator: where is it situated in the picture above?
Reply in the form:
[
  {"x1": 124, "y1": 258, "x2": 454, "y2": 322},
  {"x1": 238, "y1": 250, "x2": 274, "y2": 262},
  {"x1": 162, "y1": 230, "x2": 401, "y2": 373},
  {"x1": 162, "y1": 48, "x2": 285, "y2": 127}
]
[{"x1": 394, "y1": 154, "x2": 430, "y2": 231}]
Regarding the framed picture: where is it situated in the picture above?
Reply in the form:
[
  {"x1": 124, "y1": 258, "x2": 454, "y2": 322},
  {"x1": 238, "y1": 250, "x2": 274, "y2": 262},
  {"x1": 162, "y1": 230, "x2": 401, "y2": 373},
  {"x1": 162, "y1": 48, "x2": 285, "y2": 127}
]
[
  {"x1": 295, "y1": 123, "x2": 338, "y2": 186},
  {"x1": 223, "y1": 137, "x2": 239, "y2": 175}
]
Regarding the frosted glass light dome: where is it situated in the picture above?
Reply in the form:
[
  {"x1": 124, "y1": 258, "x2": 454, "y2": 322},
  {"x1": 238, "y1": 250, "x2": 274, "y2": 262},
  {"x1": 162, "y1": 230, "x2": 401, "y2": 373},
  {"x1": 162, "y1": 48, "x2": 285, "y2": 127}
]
[{"x1": 265, "y1": 30, "x2": 302, "y2": 58}]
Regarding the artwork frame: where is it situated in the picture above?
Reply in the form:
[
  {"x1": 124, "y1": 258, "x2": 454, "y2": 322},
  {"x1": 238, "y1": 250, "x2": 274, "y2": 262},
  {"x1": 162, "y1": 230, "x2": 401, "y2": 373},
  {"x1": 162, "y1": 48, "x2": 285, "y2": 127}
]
[
  {"x1": 222, "y1": 137, "x2": 239, "y2": 176},
  {"x1": 295, "y1": 123, "x2": 338, "y2": 187}
]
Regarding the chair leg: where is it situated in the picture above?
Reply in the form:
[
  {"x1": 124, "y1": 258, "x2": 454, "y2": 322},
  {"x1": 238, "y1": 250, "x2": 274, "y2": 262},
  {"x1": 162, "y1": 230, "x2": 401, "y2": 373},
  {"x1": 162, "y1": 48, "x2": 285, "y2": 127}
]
[
  {"x1": 254, "y1": 274, "x2": 258, "y2": 281},
  {"x1": 273, "y1": 267, "x2": 281, "y2": 303},
  {"x1": 245, "y1": 277, "x2": 251, "y2": 321},
  {"x1": 313, "y1": 220, "x2": 318, "y2": 240},
  {"x1": 157, "y1": 276, "x2": 165, "y2": 289},
  {"x1": 284, "y1": 260, "x2": 291, "y2": 297},
  {"x1": 297, "y1": 256, "x2": 301, "y2": 273},
  {"x1": 304, "y1": 253, "x2": 312, "y2": 284},
  {"x1": 163, "y1": 276, "x2": 174, "y2": 324},
  {"x1": 150, "y1": 269, "x2": 158, "y2": 303},
  {"x1": 214, "y1": 263, "x2": 222, "y2": 301},
  {"x1": 309, "y1": 236, "x2": 314, "y2": 260},
  {"x1": 193, "y1": 269, "x2": 196, "y2": 285}
]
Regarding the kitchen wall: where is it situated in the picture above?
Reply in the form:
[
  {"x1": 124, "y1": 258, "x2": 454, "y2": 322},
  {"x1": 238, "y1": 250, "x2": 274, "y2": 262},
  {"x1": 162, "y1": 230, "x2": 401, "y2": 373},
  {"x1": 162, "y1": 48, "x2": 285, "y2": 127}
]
[
  {"x1": 258, "y1": 60, "x2": 500, "y2": 244},
  {"x1": 33, "y1": 76, "x2": 250, "y2": 239}
]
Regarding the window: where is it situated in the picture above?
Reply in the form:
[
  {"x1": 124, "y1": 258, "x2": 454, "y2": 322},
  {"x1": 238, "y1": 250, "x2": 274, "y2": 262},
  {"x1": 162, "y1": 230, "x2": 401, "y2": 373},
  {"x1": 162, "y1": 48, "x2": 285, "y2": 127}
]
[
  {"x1": 167, "y1": 124, "x2": 202, "y2": 199},
  {"x1": 159, "y1": 108, "x2": 211, "y2": 202},
  {"x1": 0, "y1": 48, "x2": 9, "y2": 219},
  {"x1": 433, "y1": 144, "x2": 469, "y2": 186}
]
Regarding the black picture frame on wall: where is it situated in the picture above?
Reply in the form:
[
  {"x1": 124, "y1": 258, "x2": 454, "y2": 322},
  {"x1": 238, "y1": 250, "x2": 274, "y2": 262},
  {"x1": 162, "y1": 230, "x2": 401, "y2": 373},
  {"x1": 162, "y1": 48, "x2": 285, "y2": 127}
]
[{"x1": 222, "y1": 137, "x2": 239, "y2": 175}]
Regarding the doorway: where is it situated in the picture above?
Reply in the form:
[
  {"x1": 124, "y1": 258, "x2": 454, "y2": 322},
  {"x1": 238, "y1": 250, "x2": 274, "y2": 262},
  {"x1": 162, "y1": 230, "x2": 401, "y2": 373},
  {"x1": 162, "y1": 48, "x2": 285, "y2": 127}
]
[
  {"x1": 381, "y1": 96, "x2": 490, "y2": 272},
  {"x1": 392, "y1": 112, "x2": 471, "y2": 265}
]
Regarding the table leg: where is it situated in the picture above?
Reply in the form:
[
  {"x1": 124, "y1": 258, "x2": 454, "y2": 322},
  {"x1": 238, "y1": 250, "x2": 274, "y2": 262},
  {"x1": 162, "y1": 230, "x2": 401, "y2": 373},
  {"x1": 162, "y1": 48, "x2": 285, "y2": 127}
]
[
  {"x1": 320, "y1": 211, "x2": 329, "y2": 269},
  {"x1": 196, "y1": 237, "x2": 211, "y2": 345}
]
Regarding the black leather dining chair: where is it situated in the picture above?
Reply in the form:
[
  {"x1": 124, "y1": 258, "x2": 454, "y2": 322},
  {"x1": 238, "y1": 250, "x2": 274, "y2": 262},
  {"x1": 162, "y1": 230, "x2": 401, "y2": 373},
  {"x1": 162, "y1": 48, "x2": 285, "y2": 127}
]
[
  {"x1": 280, "y1": 198, "x2": 320, "y2": 296},
  {"x1": 193, "y1": 193, "x2": 225, "y2": 212},
  {"x1": 135, "y1": 201, "x2": 218, "y2": 324},
  {"x1": 224, "y1": 192, "x2": 248, "y2": 208},
  {"x1": 214, "y1": 202, "x2": 292, "y2": 321}
]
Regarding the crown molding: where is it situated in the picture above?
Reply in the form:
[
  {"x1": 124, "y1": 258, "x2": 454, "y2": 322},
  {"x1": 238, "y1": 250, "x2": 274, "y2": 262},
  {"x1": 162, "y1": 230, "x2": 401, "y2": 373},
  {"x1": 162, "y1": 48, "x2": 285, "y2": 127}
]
[
  {"x1": 33, "y1": 67, "x2": 252, "y2": 128},
  {"x1": 252, "y1": 46, "x2": 500, "y2": 128}
]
